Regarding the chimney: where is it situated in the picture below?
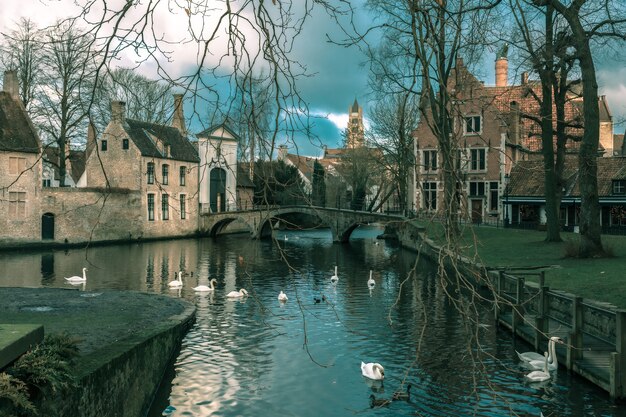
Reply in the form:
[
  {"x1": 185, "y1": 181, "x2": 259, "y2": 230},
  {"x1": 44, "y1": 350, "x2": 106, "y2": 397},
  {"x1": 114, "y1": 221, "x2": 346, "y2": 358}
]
[
  {"x1": 86, "y1": 119, "x2": 97, "y2": 158},
  {"x1": 172, "y1": 93, "x2": 187, "y2": 136},
  {"x1": 278, "y1": 144, "x2": 288, "y2": 161},
  {"x1": 495, "y1": 57, "x2": 508, "y2": 87},
  {"x1": 3, "y1": 70, "x2": 20, "y2": 101},
  {"x1": 111, "y1": 101, "x2": 126, "y2": 123},
  {"x1": 521, "y1": 71, "x2": 529, "y2": 85}
]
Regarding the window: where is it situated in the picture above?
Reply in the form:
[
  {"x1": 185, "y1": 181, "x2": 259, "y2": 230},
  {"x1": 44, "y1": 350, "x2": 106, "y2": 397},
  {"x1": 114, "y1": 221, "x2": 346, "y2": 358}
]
[
  {"x1": 162, "y1": 194, "x2": 169, "y2": 220},
  {"x1": 43, "y1": 179, "x2": 51, "y2": 187},
  {"x1": 162, "y1": 164, "x2": 169, "y2": 185},
  {"x1": 470, "y1": 148, "x2": 486, "y2": 171},
  {"x1": 101, "y1": 140, "x2": 108, "y2": 151},
  {"x1": 423, "y1": 150, "x2": 437, "y2": 172},
  {"x1": 469, "y1": 182, "x2": 485, "y2": 196},
  {"x1": 9, "y1": 157, "x2": 26, "y2": 175},
  {"x1": 147, "y1": 162, "x2": 155, "y2": 184},
  {"x1": 180, "y1": 194, "x2": 186, "y2": 220},
  {"x1": 464, "y1": 115, "x2": 481, "y2": 135},
  {"x1": 490, "y1": 182, "x2": 499, "y2": 211},
  {"x1": 147, "y1": 194, "x2": 155, "y2": 221},
  {"x1": 613, "y1": 180, "x2": 626, "y2": 195},
  {"x1": 423, "y1": 182, "x2": 437, "y2": 210},
  {"x1": 8, "y1": 192, "x2": 26, "y2": 218},
  {"x1": 122, "y1": 139, "x2": 129, "y2": 150},
  {"x1": 180, "y1": 166, "x2": 186, "y2": 186}
]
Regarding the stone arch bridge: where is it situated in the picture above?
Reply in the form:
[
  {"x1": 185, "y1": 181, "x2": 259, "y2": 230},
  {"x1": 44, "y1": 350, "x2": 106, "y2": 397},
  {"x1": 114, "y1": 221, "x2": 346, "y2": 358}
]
[{"x1": 199, "y1": 206, "x2": 406, "y2": 243}]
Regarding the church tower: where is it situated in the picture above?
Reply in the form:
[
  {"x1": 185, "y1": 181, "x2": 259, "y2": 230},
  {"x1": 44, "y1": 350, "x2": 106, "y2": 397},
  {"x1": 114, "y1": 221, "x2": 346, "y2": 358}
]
[{"x1": 346, "y1": 99, "x2": 364, "y2": 148}]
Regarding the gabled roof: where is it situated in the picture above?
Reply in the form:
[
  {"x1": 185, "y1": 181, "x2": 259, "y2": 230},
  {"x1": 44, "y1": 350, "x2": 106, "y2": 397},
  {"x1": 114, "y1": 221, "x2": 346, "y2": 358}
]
[
  {"x1": 0, "y1": 92, "x2": 40, "y2": 153},
  {"x1": 125, "y1": 119, "x2": 199, "y2": 163},
  {"x1": 196, "y1": 123, "x2": 240, "y2": 142}
]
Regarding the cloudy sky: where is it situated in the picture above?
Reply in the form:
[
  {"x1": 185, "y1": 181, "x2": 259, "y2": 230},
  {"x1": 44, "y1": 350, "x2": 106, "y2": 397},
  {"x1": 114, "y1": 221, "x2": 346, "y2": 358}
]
[{"x1": 2, "y1": 1, "x2": 625, "y2": 157}]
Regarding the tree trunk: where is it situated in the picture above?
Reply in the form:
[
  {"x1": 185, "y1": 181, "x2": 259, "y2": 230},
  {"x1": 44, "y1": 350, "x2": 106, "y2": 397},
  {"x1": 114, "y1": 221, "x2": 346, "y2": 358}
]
[{"x1": 540, "y1": 5, "x2": 562, "y2": 242}]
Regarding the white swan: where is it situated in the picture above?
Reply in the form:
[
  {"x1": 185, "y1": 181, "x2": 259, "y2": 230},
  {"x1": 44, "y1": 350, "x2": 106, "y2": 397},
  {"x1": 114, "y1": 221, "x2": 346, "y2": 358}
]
[
  {"x1": 361, "y1": 361, "x2": 385, "y2": 380},
  {"x1": 168, "y1": 271, "x2": 183, "y2": 288},
  {"x1": 367, "y1": 270, "x2": 375, "y2": 288},
  {"x1": 284, "y1": 235, "x2": 288, "y2": 241},
  {"x1": 227, "y1": 288, "x2": 248, "y2": 298},
  {"x1": 528, "y1": 336, "x2": 560, "y2": 371},
  {"x1": 517, "y1": 336, "x2": 561, "y2": 363},
  {"x1": 330, "y1": 266, "x2": 339, "y2": 283},
  {"x1": 193, "y1": 278, "x2": 217, "y2": 292},
  {"x1": 525, "y1": 352, "x2": 551, "y2": 382},
  {"x1": 65, "y1": 268, "x2": 87, "y2": 283},
  {"x1": 278, "y1": 291, "x2": 288, "y2": 301}
]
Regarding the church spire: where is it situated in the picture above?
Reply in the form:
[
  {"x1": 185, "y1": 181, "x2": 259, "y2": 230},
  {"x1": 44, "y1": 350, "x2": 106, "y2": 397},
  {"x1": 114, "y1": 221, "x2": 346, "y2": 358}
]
[{"x1": 346, "y1": 99, "x2": 364, "y2": 148}]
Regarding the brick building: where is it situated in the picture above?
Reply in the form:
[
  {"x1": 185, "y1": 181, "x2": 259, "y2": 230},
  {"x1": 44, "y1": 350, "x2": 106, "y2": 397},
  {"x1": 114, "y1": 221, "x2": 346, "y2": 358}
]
[{"x1": 412, "y1": 56, "x2": 614, "y2": 223}]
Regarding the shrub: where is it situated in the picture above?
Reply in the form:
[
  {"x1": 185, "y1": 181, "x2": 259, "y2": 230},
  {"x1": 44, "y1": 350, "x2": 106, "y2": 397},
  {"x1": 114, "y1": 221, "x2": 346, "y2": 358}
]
[{"x1": 0, "y1": 333, "x2": 80, "y2": 416}]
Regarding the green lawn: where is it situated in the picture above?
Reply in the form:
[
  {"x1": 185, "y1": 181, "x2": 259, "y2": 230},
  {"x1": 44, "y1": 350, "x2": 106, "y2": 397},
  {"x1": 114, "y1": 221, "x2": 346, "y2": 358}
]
[{"x1": 417, "y1": 221, "x2": 626, "y2": 309}]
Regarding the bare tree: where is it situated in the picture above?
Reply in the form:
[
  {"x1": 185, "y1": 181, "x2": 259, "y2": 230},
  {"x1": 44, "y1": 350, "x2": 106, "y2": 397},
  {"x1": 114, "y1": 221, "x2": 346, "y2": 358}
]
[
  {"x1": 0, "y1": 18, "x2": 42, "y2": 109},
  {"x1": 535, "y1": 0, "x2": 626, "y2": 257},
  {"x1": 367, "y1": 92, "x2": 420, "y2": 215},
  {"x1": 508, "y1": 0, "x2": 581, "y2": 242},
  {"x1": 32, "y1": 21, "x2": 100, "y2": 187}
]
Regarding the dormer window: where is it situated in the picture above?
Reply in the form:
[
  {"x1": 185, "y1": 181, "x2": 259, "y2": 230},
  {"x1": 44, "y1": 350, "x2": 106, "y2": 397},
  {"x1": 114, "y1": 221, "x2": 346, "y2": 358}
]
[
  {"x1": 164, "y1": 144, "x2": 170, "y2": 157},
  {"x1": 613, "y1": 180, "x2": 625, "y2": 195}
]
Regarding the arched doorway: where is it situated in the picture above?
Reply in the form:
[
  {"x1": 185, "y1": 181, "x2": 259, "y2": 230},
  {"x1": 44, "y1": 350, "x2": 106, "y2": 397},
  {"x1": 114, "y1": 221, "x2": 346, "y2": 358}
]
[
  {"x1": 42, "y1": 213, "x2": 55, "y2": 240},
  {"x1": 210, "y1": 168, "x2": 226, "y2": 212}
]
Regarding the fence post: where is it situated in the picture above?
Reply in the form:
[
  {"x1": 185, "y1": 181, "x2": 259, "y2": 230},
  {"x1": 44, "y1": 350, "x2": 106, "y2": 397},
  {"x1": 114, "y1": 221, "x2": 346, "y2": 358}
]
[
  {"x1": 610, "y1": 310, "x2": 626, "y2": 399},
  {"x1": 566, "y1": 296, "x2": 583, "y2": 370},
  {"x1": 512, "y1": 276, "x2": 525, "y2": 336},
  {"x1": 495, "y1": 271, "x2": 503, "y2": 325},
  {"x1": 534, "y1": 272, "x2": 547, "y2": 351}
]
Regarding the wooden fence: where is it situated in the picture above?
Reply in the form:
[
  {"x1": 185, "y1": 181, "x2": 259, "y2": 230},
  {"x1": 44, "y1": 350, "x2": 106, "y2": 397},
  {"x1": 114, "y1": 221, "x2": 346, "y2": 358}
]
[{"x1": 492, "y1": 270, "x2": 626, "y2": 399}]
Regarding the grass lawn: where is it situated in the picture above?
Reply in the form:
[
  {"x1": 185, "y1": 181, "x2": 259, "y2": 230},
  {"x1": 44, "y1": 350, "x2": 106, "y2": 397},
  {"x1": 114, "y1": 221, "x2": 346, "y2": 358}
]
[{"x1": 417, "y1": 221, "x2": 626, "y2": 309}]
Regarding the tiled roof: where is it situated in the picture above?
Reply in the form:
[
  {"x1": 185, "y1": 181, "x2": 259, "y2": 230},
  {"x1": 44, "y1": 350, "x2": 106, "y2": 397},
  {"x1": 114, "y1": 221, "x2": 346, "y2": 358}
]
[
  {"x1": 0, "y1": 92, "x2": 40, "y2": 153},
  {"x1": 508, "y1": 156, "x2": 626, "y2": 198},
  {"x1": 286, "y1": 154, "x2": 315, "y2": 182},
  {"x1": 125, "y1": 119, "x2": 199, "y2": 163},
  {"x1": 42, "y1": 146, "x2": 86, "y2": 183}
]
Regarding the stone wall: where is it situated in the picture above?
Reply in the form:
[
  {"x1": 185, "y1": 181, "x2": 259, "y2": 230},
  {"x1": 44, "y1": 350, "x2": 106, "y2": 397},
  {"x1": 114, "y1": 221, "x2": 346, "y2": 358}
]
[
  {"x1": 41, "y1": 187, "x2": 145, "y2": 244},
  {"x1": 53, "y1": 304, "x2": 195, "y2": 417}
]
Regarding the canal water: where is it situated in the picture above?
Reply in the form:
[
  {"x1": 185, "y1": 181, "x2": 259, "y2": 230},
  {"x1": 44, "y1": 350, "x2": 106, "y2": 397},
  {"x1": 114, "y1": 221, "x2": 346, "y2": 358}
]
[{"x1": 0, "y1": 226, "x2": 623, "y2": 417}]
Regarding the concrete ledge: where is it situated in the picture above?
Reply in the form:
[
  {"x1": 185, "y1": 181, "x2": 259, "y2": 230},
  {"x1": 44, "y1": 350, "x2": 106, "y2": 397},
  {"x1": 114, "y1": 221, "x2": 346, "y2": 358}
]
[
  {"x1": 0, "y1": 323, "x2": 44, "y2": 370},
  {"x1": 0, "y1": 288, "x2": 195, "y2": 417}
]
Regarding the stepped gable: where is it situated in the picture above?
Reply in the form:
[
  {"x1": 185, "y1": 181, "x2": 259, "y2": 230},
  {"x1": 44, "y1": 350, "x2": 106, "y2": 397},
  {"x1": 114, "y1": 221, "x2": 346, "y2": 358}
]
[
  {"x1": 124, "y1": 119, "x2": 199, "y2": 163},
  {"x1": 0, "y1": 92, "x2": 40, "y2": 153}
]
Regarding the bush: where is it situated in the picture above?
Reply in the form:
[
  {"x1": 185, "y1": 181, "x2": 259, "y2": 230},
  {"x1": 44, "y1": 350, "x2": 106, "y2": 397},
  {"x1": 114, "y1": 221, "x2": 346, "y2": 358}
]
[{"x1": 0, "y1": 333, "x2": 80, "y2": 416}]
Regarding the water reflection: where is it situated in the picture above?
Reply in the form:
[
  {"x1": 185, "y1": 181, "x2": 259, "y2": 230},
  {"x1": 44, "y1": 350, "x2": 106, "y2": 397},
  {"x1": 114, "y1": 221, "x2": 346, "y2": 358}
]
[{"x1": 0, "y1": 228, "x2": 622, "y2": 416}]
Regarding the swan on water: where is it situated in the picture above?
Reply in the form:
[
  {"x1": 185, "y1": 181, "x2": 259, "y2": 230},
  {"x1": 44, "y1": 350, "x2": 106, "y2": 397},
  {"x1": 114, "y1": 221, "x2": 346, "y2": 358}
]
[
  {"x1": 193, "y1": 278, "x2": 217, "y2": 292},
  {"x1": 367, "y1": 270, "x2": 375, "y2": 288},
  {"x1": 278, "y1": 291, "x2": 288, "y2": 301},
  {"x1": 392, "y1": 384, "x2": 412, "y2": 401},
  {"x1": 330, "y1": 266, "x2": 339, "y2": 283},
  {"x1": 168, "y1": 271, "x2": 183, "y2": 288},
  {"x1": 528, "y1": 336, "x2": 561, "y2": 371},
  {"x1": 65, "y1": 268, "x2": 87, "y2": 283},
  {"x1": 361, "y1": 361, "x2": 385, "y2": 380},
  {"x1": 227, "y1": 288, "x2": 248, "y2": 298},
  {"x1": 525, "y1": 352, "x2": 551, "y2": 382},
  {"x1": 517, "y1": 336, "x2": 561, "y2": 363}
]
